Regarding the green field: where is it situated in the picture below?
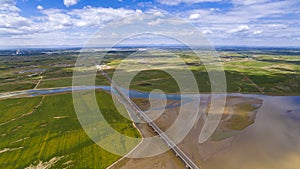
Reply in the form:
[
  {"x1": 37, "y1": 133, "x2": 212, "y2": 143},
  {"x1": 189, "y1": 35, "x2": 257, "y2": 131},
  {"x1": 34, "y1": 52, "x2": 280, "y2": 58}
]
[
  {"x1": 37, "y1": 78, "x2": 73, "y2": 88},
  {"x1": 0, "y1": 49, "x2": 299, "y2": 95},
  {"x1": 0, "y1": 97, "x2": 42, "y2": 125},
  {"x1": 0, "y1": 82, "x2": 36, "y2": 93},
  {"x1": 0, "y1": 91, "x2": 140, "y2": 169},
  {"x1": 124, "y1": 51, "x2": 299, "y2": 94},
  {"x1": 37, "y1": 74, "x2": 110, "y2": 89}
]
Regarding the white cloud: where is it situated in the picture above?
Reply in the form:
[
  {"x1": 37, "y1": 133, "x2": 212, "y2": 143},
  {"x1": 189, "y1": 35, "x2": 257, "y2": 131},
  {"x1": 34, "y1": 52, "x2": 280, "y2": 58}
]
[
  {"x1": 157, "y1": 0, "x2": 221, "y2": 6},
  {"x1": 0, "y1": 6, "x2": 144, "y2": 47},
  {"x1": 151, "y1": 10, "x2": 165, "y2": 17},
  {"x1": 68, "y1": 6, "x2": 140, "y2": 27},
  {"x1": 37, "y1": 5, "x2": 43, "y2": 10},
  {"x1": 231, "y1": 0, "x2": 271, "y2": 6},
  {"x1": 209, "y1": 8, "x2": 221, "y2": 12},
  {"x1": 64, "y1": 0, "x2": 79, "y2": 7},
  {"x1": 189, "y1": 13, "x2": 200, "y2": 20},
  {"x1": 35, "y1": 6, "x2": 141, "y2": 31},
  {"x1": 228, "y1": 25, "x2": 250, "y2": 33},
  {"x1": 148, "y1": 18, "x2": 163, "y2": 26},
  {"x1": 0, "y1": 0, "x2": 38, "y2": 36},
  {"x1": 266, "y1": 24, "x2": 287, "y2": 29},
  {"x1": 187, "y1": 10, "x2": 212, "y2": 20},
  {"x1": 0, "y1": 0, "x2": 19, "y2": 12},
  {"x1": 177, "y1": 0, "x2": 300, "y2": 46},
  {"x1": 182, "y1": 1, "x2": 298, "y2": 25},
  {"x1": 253, "y1": 30, "x2": 263, "y2": 34},
  {"x1": 202, "y1": 30, "x2": 213, "y2": 34},
  {"x1": 1, "y1": 0, "x2": 300, "y2": 47}
]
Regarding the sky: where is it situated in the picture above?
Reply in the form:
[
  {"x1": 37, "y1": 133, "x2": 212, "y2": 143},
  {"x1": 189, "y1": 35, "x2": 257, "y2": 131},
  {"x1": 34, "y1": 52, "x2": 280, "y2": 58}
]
[{"x1": 0, "y1": 0, "x2": 300, "y2": 48}]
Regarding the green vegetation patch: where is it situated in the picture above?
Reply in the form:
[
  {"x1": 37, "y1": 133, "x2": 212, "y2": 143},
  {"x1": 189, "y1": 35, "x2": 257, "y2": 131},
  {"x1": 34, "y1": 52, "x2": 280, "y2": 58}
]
[
  {"x1": 226, "y1": 103, "x2": 258, "y2": 130},
  {"x1": 0, "y1": 97, "x2": 42, "y2": 124},
  {"x1": 0, "y1": 91, "x2": 140, "y2": 169},
  {"x1": 0, "y1": 82, "x2": 36, "y2": 92}
]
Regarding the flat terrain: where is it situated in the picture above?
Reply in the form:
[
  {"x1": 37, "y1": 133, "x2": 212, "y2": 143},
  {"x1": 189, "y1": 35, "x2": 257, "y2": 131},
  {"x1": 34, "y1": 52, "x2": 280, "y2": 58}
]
[
  {"x1": 0, "y1": 91, "x2": 140, "y2": 169},
  {"x1": 0, "y1": 48, "x2": 299, "y2": 94},
  {"x1": 0, "y1": 48, "x2": 299, "y2": 169}
]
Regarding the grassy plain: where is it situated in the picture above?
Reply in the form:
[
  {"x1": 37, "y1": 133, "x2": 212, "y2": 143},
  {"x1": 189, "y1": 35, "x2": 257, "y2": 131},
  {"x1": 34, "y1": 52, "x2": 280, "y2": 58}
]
[
  {"x1": 0, "y1": 49, "x2": 298, "y2": 95},
  {"x1": 0, "y1": 97, "x2": 42, "y2": 124},
  {"x1": 0, "y1": 91, "x2": 140, "y2": 169},
  {"x1": 105, "y1": 50, "x2": 299, "y2": 95},
  {"x1": 37, "y1": 74, "x2": 110, "y2": 88}
]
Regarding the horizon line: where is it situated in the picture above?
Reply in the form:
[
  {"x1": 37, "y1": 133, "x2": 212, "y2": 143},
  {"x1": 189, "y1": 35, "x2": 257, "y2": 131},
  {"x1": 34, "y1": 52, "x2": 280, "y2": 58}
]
[{"x1": 1, "y1": 45, "x2": 300, "y2": 50}]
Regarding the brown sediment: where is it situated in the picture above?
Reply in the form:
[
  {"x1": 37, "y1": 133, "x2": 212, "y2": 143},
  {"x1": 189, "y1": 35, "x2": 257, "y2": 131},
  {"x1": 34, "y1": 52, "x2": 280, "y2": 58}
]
[
  {"x1": 108, "y1": 95, "x2": 263, "y2": 168},
  {"x1": 176, "y1": 96, "x2": 262, "y2": 164}
]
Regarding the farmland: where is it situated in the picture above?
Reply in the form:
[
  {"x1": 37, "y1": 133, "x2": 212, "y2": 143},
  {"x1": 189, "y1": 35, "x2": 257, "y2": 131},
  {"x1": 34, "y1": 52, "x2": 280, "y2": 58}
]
[
  {"x1": 0, "y1": 91, "x2": 140, "y2": 169},
  {"x1": 0, "y1": 48, "x2": 299, "y2": 94}
]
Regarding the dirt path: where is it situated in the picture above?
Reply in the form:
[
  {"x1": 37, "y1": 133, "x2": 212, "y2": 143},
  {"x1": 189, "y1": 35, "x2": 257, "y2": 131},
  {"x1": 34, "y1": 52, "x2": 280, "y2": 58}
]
[
  {"x1": 34, "y1": 76, "x2": 43, "y2": 89},
  {"x1": 0, "y1": 96, "x2": 45, "y2": 126},
  {"x1": 242, "y1": 73, "x2": 264, "y2": 94}
]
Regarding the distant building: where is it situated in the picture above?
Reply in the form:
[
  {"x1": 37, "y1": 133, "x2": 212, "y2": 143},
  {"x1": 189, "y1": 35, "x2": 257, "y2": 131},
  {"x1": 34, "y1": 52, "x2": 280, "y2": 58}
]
[{"x1": 15, "y1": 49, "x2": 24, "y2": 55}]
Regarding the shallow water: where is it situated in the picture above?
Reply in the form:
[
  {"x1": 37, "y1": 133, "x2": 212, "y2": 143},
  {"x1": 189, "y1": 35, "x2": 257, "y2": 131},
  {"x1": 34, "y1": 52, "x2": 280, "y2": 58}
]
[{"x1": 203, "y1": 95, "x2": 300, "y2": 169}]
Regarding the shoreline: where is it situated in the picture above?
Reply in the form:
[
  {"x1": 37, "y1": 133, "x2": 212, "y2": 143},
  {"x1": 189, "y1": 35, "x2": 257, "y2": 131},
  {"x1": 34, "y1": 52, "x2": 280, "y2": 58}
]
[{"x1": 0, "y1": 85, "x2": 299, "y2": 100}]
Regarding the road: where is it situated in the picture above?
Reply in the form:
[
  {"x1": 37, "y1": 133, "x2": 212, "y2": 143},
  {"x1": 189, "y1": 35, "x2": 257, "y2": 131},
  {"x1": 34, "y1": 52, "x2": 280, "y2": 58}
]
[
  {"x1": 99, "y1": 69, "x2": 200, "y2": 169},
  {"x1": 34, "y1": 75, "x2": 43, "y2": 89}
]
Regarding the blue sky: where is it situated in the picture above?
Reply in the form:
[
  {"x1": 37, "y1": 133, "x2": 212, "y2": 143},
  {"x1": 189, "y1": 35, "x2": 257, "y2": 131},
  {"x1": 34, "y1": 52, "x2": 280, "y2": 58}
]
[{"x1": 0, "y1": 0, "x2": 300, "y2": 48}]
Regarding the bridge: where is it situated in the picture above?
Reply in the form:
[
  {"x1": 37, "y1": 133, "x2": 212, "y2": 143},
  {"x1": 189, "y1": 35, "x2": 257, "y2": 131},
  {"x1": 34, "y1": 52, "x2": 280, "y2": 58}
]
[{"x1": 99, "y1": 69, "x2": 200, "y2": 169}]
